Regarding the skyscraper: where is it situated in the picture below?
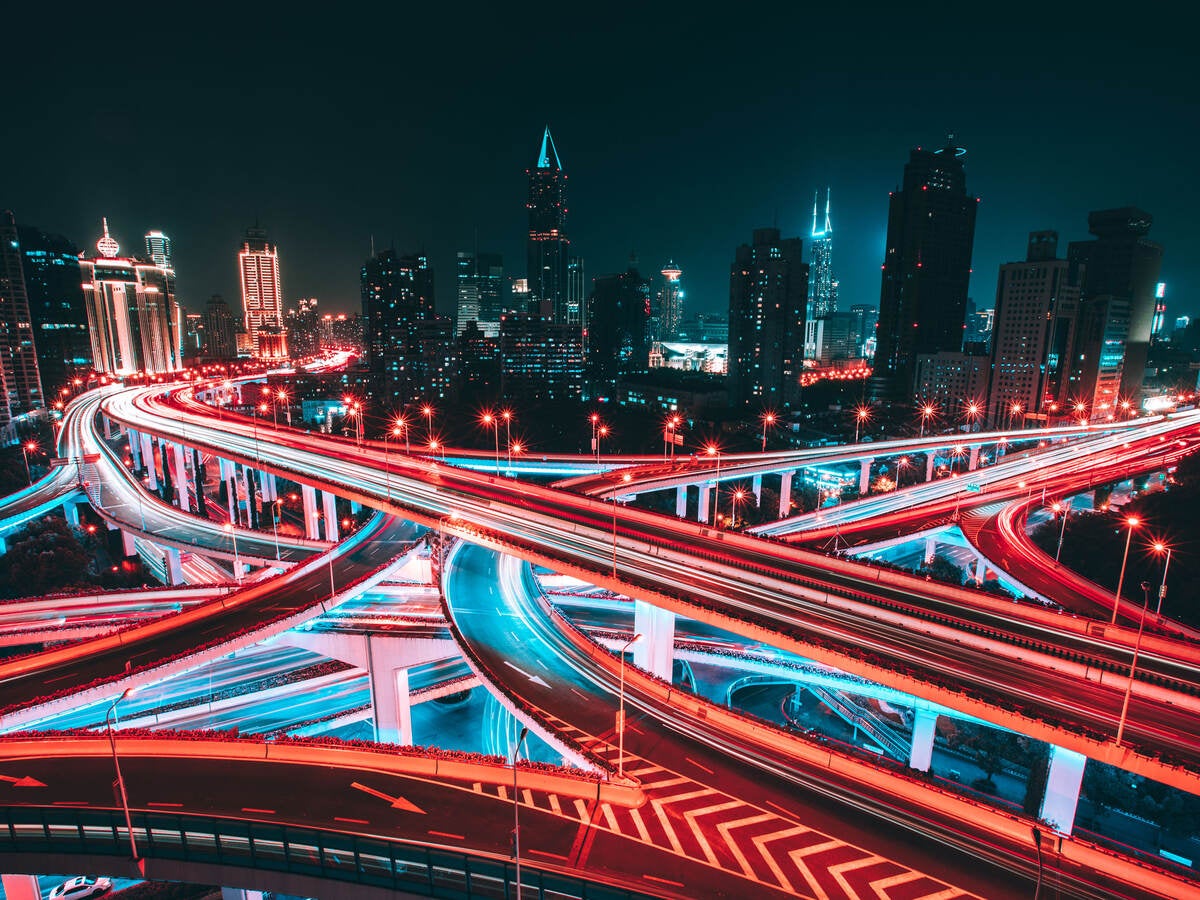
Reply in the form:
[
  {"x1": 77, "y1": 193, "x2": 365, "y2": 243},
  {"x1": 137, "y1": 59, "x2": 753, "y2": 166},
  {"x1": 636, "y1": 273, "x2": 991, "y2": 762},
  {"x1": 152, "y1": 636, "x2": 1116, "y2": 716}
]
[
  {"x1": 0, "y1": 211, "x2": 45, "y2": 414},
  {"x1": 727, "y1": 228, "x2": 808, "y2": 410},
  {"x1": 14, "y1": 222, "x2": 90, "y2": 396},
  {"x1": 985, "y1": 232, "x2": 1081, "y2": 425},
  {"x1": 80, "y1": 218, "x2": 181, "y2": 376},
  {"x1": 526, "y1": 126, "x2": 571, "y2": 322},
  {"x1": 1067, "y1": 208, "x2": 1163, "y2": 406},
  {"x1": 238, "y1": 225, "x2": 286, "y2": 359},
  {"x1": 361, "y1": 249, "x2": 438, "y2": 405},
  {"x1": 203, "y1": 294, "x2": 238, "y2": 360},
  {"x1": 455, "y1": 250, "x2": 504, "y2": 336},
  {"x1": 586, "y1": 264, "x2": 651, "y2": 391},
  {"x1": 653, "y1": 261, "x2": 684, "y2": 342},
  {"x1": 808, "y1": 188, "x2": 838, "y2": 319},
  {"x1": 144, "y1": 230, "x2": 172, "y2": 269},
  {"x1": 872, "y1": 138, "x2": 979, "y2": 401}
]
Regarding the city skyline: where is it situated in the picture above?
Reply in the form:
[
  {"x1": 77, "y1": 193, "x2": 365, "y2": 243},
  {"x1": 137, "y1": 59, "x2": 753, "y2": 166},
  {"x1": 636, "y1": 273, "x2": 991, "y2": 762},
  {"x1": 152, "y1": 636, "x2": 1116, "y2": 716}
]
[{"x1": 3, "y1": 9, "x2": 1195, "y2": 324}]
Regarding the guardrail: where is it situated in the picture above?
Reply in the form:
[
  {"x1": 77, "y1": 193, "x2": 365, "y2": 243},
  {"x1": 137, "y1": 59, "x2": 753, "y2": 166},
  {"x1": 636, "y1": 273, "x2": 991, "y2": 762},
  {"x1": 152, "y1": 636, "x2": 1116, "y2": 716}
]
[{"x1": 0, "y1": 806, "x2": 659, "y2": 899}]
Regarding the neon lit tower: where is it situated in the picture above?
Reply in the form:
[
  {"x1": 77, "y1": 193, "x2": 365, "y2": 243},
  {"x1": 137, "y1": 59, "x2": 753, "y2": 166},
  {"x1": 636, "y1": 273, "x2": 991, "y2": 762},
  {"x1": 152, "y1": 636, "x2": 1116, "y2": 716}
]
[
  {"x1": 657, "y1": 260, "x2": 683, "y2": 340},
  {"x1": 808, "y1": 187, "x2": 838, "y2": 319},
  {"x1": 239, "y1": 225, "x2": 287, "y2": 360},
  {"x1": 526, "y1": 126, "x2": 571, "y2": 322}
]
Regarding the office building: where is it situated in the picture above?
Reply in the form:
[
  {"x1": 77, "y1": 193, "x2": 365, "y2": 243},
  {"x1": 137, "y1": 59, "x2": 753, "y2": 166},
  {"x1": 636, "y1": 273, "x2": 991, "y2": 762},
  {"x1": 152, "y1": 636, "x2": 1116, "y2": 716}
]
[
  {"x1": 79, "y1": 218, "x2": 181, "y2": 376},
  {"x1": 809, "y1": 312, "x2": 862, "y2": 365},
  {"x1": 985, "y1": 232, "x2": 1081, "y2": 425},
  {"x1": 286, "y1": 297, "x2": 322, "y2": 359},
  {"x1": 1151, "y1": 283, "x2": 1167, "y2": 342},
  {"x1": 321, "y1": 313, "x2": 365, "y2": 354},
  {"x1": 873, "y1": 138, "x2": 979, "y2": 401},
  {"x1": 652, "y1": 261, "x2": 684, "y2": 342},
  {"x1": 238, "y1": 225, "x2": 286, "y2": 359},
  {"x1": 455, "y1": 251, "x2": 505, "y2": 336},
  {"x1": 848, "y1": 304, "x2": 878, "y2": 359},
  {"x1": 13, "y1": 219, "x2": 90, "y2": 398},
  {"x1": 809, "y1": 188, "x2": 838, "y2": 319},
  {"x1": 0, "y1": 211, "x2": 44, "y2": 420},
  {"x1": 567, "y1": 257, "x2": 586, "y2": 334},
  {"x1": 526, "y1": 126, "x2": 571, "y2": 322},
  {"x1": 144, "y1": 230, "x2": 172, "y2": 269},
  {"x1": 361, "y1": 249, "x2": 437, "y2": 405},
  {"x1": 727, "y1": 227, "x2": 808, "y2": 409},
  {"x1": 586, "y1": 265, "x2": 651, "y2": 390},
  {"x1": 500, "y1": 313, "x2": 583, "y2": 402},
  {"x1": 913, "y1": 347, "x2": 989, "y2": 414},
  {"x1": 1067, "y1": 208, "x2": 1163, "y2": 404},
  {"x1": 203, "y1": 294, "x2": 238, "y2": 360}
]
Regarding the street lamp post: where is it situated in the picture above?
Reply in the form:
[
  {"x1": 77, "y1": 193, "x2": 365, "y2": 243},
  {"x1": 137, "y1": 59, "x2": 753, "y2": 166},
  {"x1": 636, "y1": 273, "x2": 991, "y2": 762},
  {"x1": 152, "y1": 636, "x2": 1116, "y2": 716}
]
[
  {"x1": 512, "y1": 725, "x2": 529, "y2": 900},
  {"x1": 729, "y1": 488, "x2": 745, "y2": 528},
  {"x1": 705, "y1": 444, "x2": 721, "y2": 526},
  {"x1": 760, "y1": 411, "x2": 777, "y2": 452},
  {"x1": 270, "y1": 500, "x2": 281, "y2": 561},
  {"x1": 20, "y1": 440, "x2": 36, "y2": 485},
  {"x1": 854, "y1": 406, "x2": 870, "y2": 443},
  {"x1": 1115, "y1": 583, "x2": 1151, "y2": 746},
  {"x1": 1152, "y1": 541, "x2": 1173, "y2": 615},
  {"x1": 278, "y1": 389, "x2": 291, "y2": 426},
  {"x1": 223, "y1": 522, "x2": 242, "y2": 583},
  {"x1": 421, "y1": 404, "x2": 435, "y2": 442},
  {"x1": 919, "y1": 403, "x2": 936, "y2": 438},
  {"x1": 481, "y1": 412, "x2": 500, "y2": 474},
  {"x1": 664, "y1": 415, "x2": 681, "y2": 461},
  {"x1": 1051, "y1": 501, "x2": 1069, "y2": 564},
  {"x1": 106, "y1": 688, "x2": 143, "y2": 874},
  {"x1": 596, "y1": 425, "x2": 608, "y2": 463},
  {"x1": 1111, "y1": 516, "x2": 1141, "y2": 624},
  {"x1": 502, "y1": 409, "x2": 513, "y2": 469},
  {"x1": 617, "y1": 633, "x2": 643, "y2": 779}
]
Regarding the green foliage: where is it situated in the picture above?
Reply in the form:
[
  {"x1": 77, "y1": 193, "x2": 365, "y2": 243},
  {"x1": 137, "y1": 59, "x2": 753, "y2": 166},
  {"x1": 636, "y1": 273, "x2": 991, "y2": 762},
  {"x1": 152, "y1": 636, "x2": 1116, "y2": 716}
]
[{"x1": 0, "y1": 515, "x2": 145, "y2": 599}]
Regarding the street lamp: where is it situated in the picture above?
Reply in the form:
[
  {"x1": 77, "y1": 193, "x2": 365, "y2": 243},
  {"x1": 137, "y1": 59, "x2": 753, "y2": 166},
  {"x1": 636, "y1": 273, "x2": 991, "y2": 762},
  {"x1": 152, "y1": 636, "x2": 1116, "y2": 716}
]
[
  {"x1": 854, "y1": 405, "x2": 871, "y2": 443},
  {"x1": 20, "y1": 440, "x2": 37, "y2": 485},
  {"x1": 729, "y1": 488, "x2": 746, "y2": 528},
  {"x1": 1008, "y1": 401, "x2": 1023, "y2": 431},
  {"x1": 270, "y1": 500, "x2": 281, "y2": 561},
  {"x1": 421, "y1": 404, "x2": 435, "y2": 441},
  {"x1": 277, "y1": 389, "x2": 291, "y2": 426},
  {"x1": 589, "y1": 412, "x2": 600, "y2": 459},
  {"x1": 705, "y1": 443, "x2": 721, "y2": 526},
  {"x1": 918, "y1": 403, "x2": 937, "y2": 438},
  {"x1": 223, "y1": 522, "x2": 242, "y2": 583},
  {"x1": 502, "y1": 409, "x2": 514, "y2": 468},
  {"x1": 480, "y1": 411, "x2": 500, "y2": 474},
  {"x1": 963, "y1": 400, "x2": 983, "y2": 432},
  {"x1": 617, "y1": 633, "x2": 643, "y2": 779},
  {"x1": 664, "y1": 414, "x2": 682, "y2": 460},
  {"x1": 511, "y1": 725, "x2": 529, "y2": 900},
  {"x1": 1051, "y1": 501, "x2": 1069, "y2": 564},
  {"x1": 1111, "y1": 515, "x2": 1141, "y2": 624},
  {"x1": 596, "y1": 425, "x2": 609, "y2": 463},
  {"x1": 760, "y1": 411, "x2": 777, "y2": 452},
  {"x1": 1152, "y1": 541, "x2": 1173, "y2": 615},
  {"x1": 1115, "y1": 582, "x2": 1152, "y2": 746},
  {"x1": 106, "y1": 688, "x2": 143, "y2": 874}
]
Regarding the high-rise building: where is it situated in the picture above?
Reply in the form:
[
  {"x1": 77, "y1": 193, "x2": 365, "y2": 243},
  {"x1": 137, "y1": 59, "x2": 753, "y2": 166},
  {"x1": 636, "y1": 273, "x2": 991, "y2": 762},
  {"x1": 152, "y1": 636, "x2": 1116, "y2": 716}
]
[
  {"x1": 727, "y1": 227, "x2": 808, "y2": 409},
  {"x1": 12, "y1": 218, "x2": 88, "y2": 400},
  {"x1": 500, "y1": 313, "x2": 583, "y2": 402},
  {"x1": 848, "y1": 304, "x2": 878, "y2": 359},
  {"x1": 1067, "y1": 208, "x2": 1163, "y2": 405},
  {"x1": 361, "y1": 249, "x2": 437, "y2": 405},
  {"x1": 80, "y1": 218, "x2": 181, "y2": 376},
  {"x1": 287, "y1": 298, "x2": 322, "y2": 359},
  {"x1": 567, "y1": 256, "x2": 586, "y2": 334},
  {"x1": 652, "y1": 261, "x2": 684, "y2": 342},
  {"x1": 0, "y1": 212, "x2": 45, "y2": 416},
  {"x1": 455, "y1": 251, "x2": 505, "y2": 336},
  {"x1": 914, "y1": 347, "x2": 990, "y2": 413},
  {"x1": 985, "y1": 232, "x2": 1081, "y2": 425},
  {"x1": 238, "y1": 225, "x2": 286, "y2": 359},
  {"x1": 1151, "y1": 283, "x2": 1167, "y2": 343},
  {"x1": 872, "y1": 138, "x2": 979, "y2": 401},
  {"x1": 526, "y1": 126, "x2": 571, "y2": 322},
  {"x1": 144, "y1": 230, "x2": 172, "y2": 269},
  {"x1": 203, "y1": 294, "x2": 238, "y2": 360},
  {"x1": 808, "y1": 188, "x2": 838, "y2": 319},
  {"x1": 586, "y1": 265, "x2": 651, "y2": 391}
]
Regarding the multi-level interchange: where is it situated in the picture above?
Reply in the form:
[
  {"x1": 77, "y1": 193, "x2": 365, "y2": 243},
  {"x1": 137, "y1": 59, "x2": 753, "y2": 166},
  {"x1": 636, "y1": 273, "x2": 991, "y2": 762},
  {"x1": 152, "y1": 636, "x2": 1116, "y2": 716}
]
[{"x1": 0, "y1": 376, "x2": 1197, "y2": 900}]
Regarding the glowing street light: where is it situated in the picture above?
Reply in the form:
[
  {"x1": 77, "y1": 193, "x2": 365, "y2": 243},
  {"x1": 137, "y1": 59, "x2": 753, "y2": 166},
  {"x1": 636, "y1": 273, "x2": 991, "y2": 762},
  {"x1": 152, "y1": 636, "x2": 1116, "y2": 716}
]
[
  {"x1": 1050, "y1": 501, "x2": 1069, "y2": 564},
  {"x1": 918, "y1": 402, "x2": 937, "y2": 438},
  {"x1": 611, "y1": 471, "x2": 632, "y2": 579},
  {"x1": 1111, "y1": 515, "x2": 1141, "y2": 624},
  {"x1": 664, "y1": 414, "x2": 682, "y2": 460},
  {"x1": 760, "y1": 411, "x2": 777, "y2": 452},
  {"x1": 512, "y1": 724, "x2": 530, "y2": 900},
  {"x1": 589, "y1": 413, "x2": 602, "y2": 460},
  {"x1": 20, "y1": 440, "x2": 37, "y2": 485},
  {"x1": 1151, "y1": 540, "x2": 1173, "y2": 615},
  {"x1": 1115, "y1": 582, "x2": 1152, "y2": 747},
  {"x1": 277, "y1": 389, "x2": 291, "y2": 426},
  {"x1": 106, "y1": 688, "x2": 144, "y2": 875},
  {"x1": 480, "y1": 411, "x2": 500, "y2": 474},
  {"x1": 963, "y1": 400, "x2": 983, "y2": 432},
  {"x1": 705, "y1": 443, "x2": 721, "y2": 526},
  {"x1": 854, "y1": 406, "x2": 871, "y2": 443},
  {"x1": 729, "y1": 488, "x2": 746, "y2": 528},
  {"x1": 502, "y1": 409, "x2": 514, "y2": 468},
  {"x1": 596, "y1": 424, "x2": 609, "y2": 463},
  {"x1": 421, "y1": 404, "x2": 436, "y2": 440},
  {"x1": 617, "y1": 632, "x2": 643, "y2": 779},
  {"x1": 1008, "y1": 401, "x2": 1023, "y2": 430}
]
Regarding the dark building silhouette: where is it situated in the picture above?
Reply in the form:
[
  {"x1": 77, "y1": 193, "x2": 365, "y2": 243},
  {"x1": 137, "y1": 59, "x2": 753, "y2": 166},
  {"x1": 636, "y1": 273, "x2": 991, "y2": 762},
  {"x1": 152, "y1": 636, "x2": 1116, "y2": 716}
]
[
  {"x1": 727, "y1": 228, "x2": 808, "y2": 410},
  {"x1": 203, "y1": 294, "x2": 238, "y2": 360},
  {"x1": 1067, "y1": 208, "x2": 1163, "y2": 407},
  {"x1": 586, "y1": 265, "x2": 651, "y2": 393},
  {"x1": 526, "y1": 127, "x2": 571, "y2": 323},
  {"x1": 361, "y1": 249, "x2": 437, "y2": 405},
  {"x1": 872, "y1": 138, "x2": 979, "y2": 401},
  {"x1": 12, "y1": 221, "x2": 89, "y2": 398},
  {"x1": 286, "y1": 298, "x2": 322, "y2": 360},
  {"x1": 500, "y1": 313, "x2": 583, "y2": 403},
  {"x1": 455, "y1": 251, "x2": 505, "y2": 336},
  {"x1": 0, "y1": 212, "x2": 45, "y2": 418}
]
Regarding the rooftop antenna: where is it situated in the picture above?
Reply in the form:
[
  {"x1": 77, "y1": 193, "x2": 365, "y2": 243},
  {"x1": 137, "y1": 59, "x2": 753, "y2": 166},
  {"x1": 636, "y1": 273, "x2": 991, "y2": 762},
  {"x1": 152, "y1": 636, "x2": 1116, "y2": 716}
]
[{"x1": 370, "y1": 235, "x2": 376, "y2": 258}]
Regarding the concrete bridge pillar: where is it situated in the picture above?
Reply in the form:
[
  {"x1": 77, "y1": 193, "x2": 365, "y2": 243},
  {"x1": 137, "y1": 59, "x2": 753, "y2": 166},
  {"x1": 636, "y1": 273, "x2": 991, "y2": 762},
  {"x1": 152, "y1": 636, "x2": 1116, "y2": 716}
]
[
  {"x1": 261, "y1": 471, "x2": 277, "y2": 501},
  {"x1": 0, "y1": 536, "x2": 6, "y2": 555},
  {"x1": 858, "y1": 458, "x2": 873, "y2": 495},
  {"x1": 122, "y1": 530, "x2": 138, "y2": 556},
  {"x1": 63, "y1": 501, "x2": 80, "y2": 527},
  {"x1": 968, "y1": 445, "x2": 981, "y2": 471},
  {"x1": 1040, "y1": 745, "x2": 1087, "y2": 835},
  {"x1": 350, "y1": 499, "x2": 362, "y2": 514},
  {"x1": 923, "y1": 535, "x2": 937, "y2": 565},
  {"x1": 675, "y1": 484, "x2": 688, "y2": 517},
  {"x1": 128, "y1": 427, "x2": 142, "y2": 469},
  {"x1": 322, "y1": 490, "x2": 339, "y2": 541},
  {"x1": 164, "y1": 546, "x2": 184, "y2": 585},
  {"x1": 302, "y1": 485, "x2": 320, "y2": 539},
  {"x1": 697, "y1": 485, "x2": 712, "y2": 524},
  {"x1": 1, "y1": 875, "x2": 41, "y2": 900},
  {"x1": 925, "y1": 452, "x2": 936, "y2": 482},
  {"x1": 221, "y1": 890, "x2": 265, "y2": 900},
  {"x1": 633, "y1": 599, "x2": 676, "y2": 682},
  {"x1": 752, "y1": 474, "x2": 763, "y2": 506},
  {"x1": 219, "y1": 458, "x2": 236, "y2": 523},
  {"x1": 103, "y1": 415, "x2": 114, "y2": 441},
  {"x1": 172, "y1": 442, "x2": 191, "y2": 513},
  {"x1": 973, "y1": 555, "x2": 988, "y2": 585},
  {"x1": 140, "y1": 432, "x2": 158, "y2": 490},
  {"x1": 779, "y1": 471, "x2": 793, "y2": 518},
  {"x1": 908, "y1": 709, "x2": 938, "y2": 772}
]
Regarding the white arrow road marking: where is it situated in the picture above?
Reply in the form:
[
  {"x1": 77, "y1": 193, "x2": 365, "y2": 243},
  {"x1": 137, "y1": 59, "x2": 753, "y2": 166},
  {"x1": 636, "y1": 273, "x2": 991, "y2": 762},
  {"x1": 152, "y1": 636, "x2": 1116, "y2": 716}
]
[{"x1": 503, "y1": 660, "x2": 550, "y2": 686}]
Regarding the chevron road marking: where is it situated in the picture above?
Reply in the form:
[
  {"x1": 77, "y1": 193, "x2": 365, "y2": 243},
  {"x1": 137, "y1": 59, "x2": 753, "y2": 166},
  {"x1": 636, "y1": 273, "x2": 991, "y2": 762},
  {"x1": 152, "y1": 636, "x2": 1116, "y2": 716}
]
[
  {"x1": 872, "y1": 871, "x2": 926, "y2": 895},
  {"x1": 649, "y1": 798, "x2": 686, "y2": 855},
  {"x1": 788, "y1": 839, "x2": 844, "y2": 900},
  {"x1": 829, "y1": 855, "x2": 888, "y2": 897},
  {"x1": 627, "y1": 805, "x2": 652, "y2": 843},
  {"x1": 751, "y1": 824, "x2": 811, "y2": 893},
  {"x1": 715, "y1": 812, "x2": 776, "y2": 877},
  {"x1": 681, "y1": 799, "x2": 745, "y2": 865}
]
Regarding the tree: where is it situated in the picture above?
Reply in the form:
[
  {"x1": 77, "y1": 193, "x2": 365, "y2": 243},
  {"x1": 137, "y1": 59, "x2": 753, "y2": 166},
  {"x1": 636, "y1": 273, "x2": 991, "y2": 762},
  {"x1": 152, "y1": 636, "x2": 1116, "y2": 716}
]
[{"x1": 0, "y1": 517, "x2": 92, "y2": 598}]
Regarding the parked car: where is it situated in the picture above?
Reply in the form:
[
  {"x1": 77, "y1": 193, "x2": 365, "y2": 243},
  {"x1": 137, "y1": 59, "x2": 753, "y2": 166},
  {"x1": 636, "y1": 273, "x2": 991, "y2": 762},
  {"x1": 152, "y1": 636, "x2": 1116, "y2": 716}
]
[{"x1": 49, "y1": 876, "x2": 112, "y2": 899}]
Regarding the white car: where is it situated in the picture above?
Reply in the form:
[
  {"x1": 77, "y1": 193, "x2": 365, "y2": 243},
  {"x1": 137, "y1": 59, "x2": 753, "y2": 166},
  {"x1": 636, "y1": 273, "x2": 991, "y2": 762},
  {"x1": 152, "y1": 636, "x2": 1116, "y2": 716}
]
[{"x1": 48, "y1": 876, "x2": 112, "y2": 899}]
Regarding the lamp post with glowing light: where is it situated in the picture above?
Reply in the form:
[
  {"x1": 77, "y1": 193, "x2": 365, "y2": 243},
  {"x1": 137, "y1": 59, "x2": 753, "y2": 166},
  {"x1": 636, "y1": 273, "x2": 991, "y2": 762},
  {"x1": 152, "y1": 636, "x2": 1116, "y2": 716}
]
[
  {"x1": 1115, "y1": 582, "x2": 1152, "y2": 747},
  {"x1": 1051, "y1": 501, "x2": 1069, "y2": 564},
  {"x1": 617, "y1": 633, "x2": 643, "y2": 779},
  {"x1": 20, "y1": 440, "x2": 37, "y2": 484},
  {"x1": 596, "y1": 424, "x2": 609, "y2": 462},
  {"x1": 919, "y1": 403, "x2": 937, "y2": 438},
  {"x1": 421, "y1": 404, "x2": 435, "y2": 441},
  {"x1": 612, "y1": 472, "x2": 632, "y2": 579},
  {"x1": 480, "y1": 411, "x2": 501, "y2": 474},
  {"x1": 664, "y1": 414, "x2": 682, "y2": 460},
  {"x1": 854, "y1": 405, "x2": 871, "y2": 443},
  {"x1": 729, "y1": 488, "x2": 746, "y2": 528},
  {"x1": 223, "y1": 522, "x2": 242, "y2": 583},
  {"x1": 502, "y1": 409, "x2": 514, "y2": 468},
  {"x1": 1112, "y1": 515, "x2": 1141, "y2": 624},
  {"x1": 1008, "y1": 401, "x2": 1023, "y2": 431},
  {"x1": 963, "y1": 400, "x2": 983, "y2": 433},
  {"x1": 760, "y1": 411, "x2": 777, "y2": 452},
  {"x1": 106, "y1": 688, "x2": 143, "y2": 874},
  {"x1": 1152, "y1": 541, "x2": 1173, "y2": 615},
  {"x1": 278, "y1": 389, "x2": 291, "y2": 426},
  {"x1": 511, "y1": 725, "x2": 529, "y2": 900},
  {"x1": 704, "y1": 443, "x2": 721, "y2": 526}
]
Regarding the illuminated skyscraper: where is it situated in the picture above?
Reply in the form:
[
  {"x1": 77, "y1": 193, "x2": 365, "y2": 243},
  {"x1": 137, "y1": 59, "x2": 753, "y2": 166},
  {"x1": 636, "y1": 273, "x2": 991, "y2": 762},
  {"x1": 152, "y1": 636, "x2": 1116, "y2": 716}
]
[
  {"x1": 144, "y1": 230, "x2": 172, "y2": 269},
  {"x1": 203, "y1": 294, "x2": 238, "y2": 360},
  {"x1": 0, "y1": 211, "x2": 46, "y2": 415},
  {"x1": 526, "y1": 126, "x2": 571, "y2": 322},
  {"x1": 653, "y1": 260, "x2": 684, "y2": 341},
  {"x1": 361, "y1": 249, "x2": 440, "y2": 404},
  {"x1": 238, "y1": 225, "x2": 286, "y2": 359},
  {"x1": 808, "y1": 188, "x2": 838, "y2": 319},
  {"x1": 80, "y1": 218, "x2": 181, "y2": 376},
  {"x1": 456, "y1": 250, "x2": 504, "y2": 336},
  {"x1": 14, "y1": 222, "x2": 90, "y2": 395},
  {"x1": 872, "y1": 138, "x2": 978, "y2": 401}
]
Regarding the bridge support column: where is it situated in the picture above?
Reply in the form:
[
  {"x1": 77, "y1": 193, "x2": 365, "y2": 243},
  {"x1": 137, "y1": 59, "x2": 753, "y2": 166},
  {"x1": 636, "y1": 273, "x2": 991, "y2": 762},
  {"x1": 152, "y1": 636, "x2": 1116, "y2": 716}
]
[
  {"x1": 1, "y1": 875, "x2": 41, "y2": 900},
  {"x1": 122, "y1": 530, "x2": 138, "y2": 556},
  {"x1": 302, "y1": 485, "x2": 320, "y2": 538},
  {"x1": 221, "y1": 890, "x2": 265, "y2": 900},
  {"x1": 697, "y1": 485, "x2": 711, "y2": 524},
  {"x1": 63, "y1": 501, "x2": 80, "y2": 527},
  {"x1": 261, "y1": 471, "x2": 277, "y2": 501},
  {"x1": 103, "y1": 415, "x2": 114, "y2": 440},
  {"x1": 366, "y1": 637, "x2": 415, "y2": 745},
  {"x1": 859, "y1": 458, "x2": 873, "y2": 494},
  {"x1": 923, "y1": 536, "x2": 936, "y2": 565},
  {"x1": 218, "y1": 459, "x2": 236, "y2": 523},
  {"x1": 140, "y1": 432, "x2": 158, "y2": 490},
  {"x1": 908, "y1": 709, "x2": 938, "y2": 771},
  {"x1": 322, "y1": 491, "x2": 339, "y2": 541},
  {"x1": 172, "y1": 442, "x2": 191, "y2": 512},
  {"x1": 128, "y1": 427, "x2": 142, "y2": 469},
  {"x1": 164, "y1": 546, "x2": 184, "y2": 585},
  {"x1": 675, "y1": 484, "x2": 688, "y2": 517},
  {"x1": 0, "y1": 536, "x2": 6, "y2": 555},
  {"x1": 752, "y1": 474, "x2": 762, "y2": 506},
  {"x1": 968, "y1": 445, "x2": 980, "y2": 471},
  {"x1": 1040, "y1": 745, "x2": 1087, "y2": 835},
  {"x1": 973, "y1": 555, "x2": 987, "y2": 585},
  {"x1": 925, "y1": 452, "x2": 936, "y2": 482},
  {"x1": 779, "y1": 471, "x2": 793, "y2": 518},
  {"x1": 633, "y1": 599, "x2": 675, "y2": 681},
  {"x1": 350, "y1": 499, "x2": 362, "y2": 514}
]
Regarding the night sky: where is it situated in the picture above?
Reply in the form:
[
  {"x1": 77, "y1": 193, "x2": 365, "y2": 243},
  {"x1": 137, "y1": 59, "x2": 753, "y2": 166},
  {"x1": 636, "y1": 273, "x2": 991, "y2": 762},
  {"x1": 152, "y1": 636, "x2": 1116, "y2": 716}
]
[{"x1": 6, "y1": 8, "x2": 1196, "y2": 322}]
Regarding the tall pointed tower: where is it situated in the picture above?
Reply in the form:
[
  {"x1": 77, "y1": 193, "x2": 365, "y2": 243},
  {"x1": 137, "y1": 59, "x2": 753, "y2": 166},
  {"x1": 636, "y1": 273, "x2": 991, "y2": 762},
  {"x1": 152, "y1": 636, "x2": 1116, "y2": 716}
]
[
  {"x1": 526, "y1": 126, "x2": 572, "y2": 322},
  {"x1": 808, "y1": 187, "x2": 838, "y2": 319}
]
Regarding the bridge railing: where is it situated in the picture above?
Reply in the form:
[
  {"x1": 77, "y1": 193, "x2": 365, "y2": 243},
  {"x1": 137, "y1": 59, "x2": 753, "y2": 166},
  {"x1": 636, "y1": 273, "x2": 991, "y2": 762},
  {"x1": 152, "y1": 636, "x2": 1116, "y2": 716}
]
[{"x1": 0, "y1": 805, "x2": 657, "y2": 900}]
